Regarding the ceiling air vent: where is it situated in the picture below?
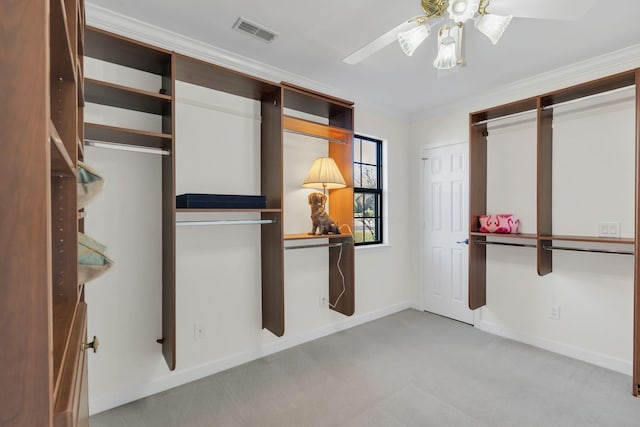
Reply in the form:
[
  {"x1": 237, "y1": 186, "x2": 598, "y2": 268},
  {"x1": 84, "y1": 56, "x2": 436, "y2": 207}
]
[{"x1": 233, "y1": 17, "x2": 278, "y2": 43}]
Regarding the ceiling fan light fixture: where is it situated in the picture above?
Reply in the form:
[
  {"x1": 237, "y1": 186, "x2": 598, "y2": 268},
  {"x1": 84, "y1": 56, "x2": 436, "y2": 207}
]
[
  {"x1": 475, "y1": 13, "x2": 513, "y2": 44},
  {"x1": 398, "y1": 24, "x2": 431, "y2": 56},
  {"x1": 448, "y1": 0, "x2": 480, "y2": 23},
  {"x1": 433, "y1": 36, "x2": 458, "y2": 69}
]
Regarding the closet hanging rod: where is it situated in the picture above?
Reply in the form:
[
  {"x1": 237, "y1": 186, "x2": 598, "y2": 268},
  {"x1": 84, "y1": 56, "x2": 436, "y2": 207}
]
[
  {"x1": 474, "y1": 240, "x2": 537, "y2": 249},
  {"x1": 283, "y1": 129, "x2": 346, "y2": 144},
  {"x1": 541, "y1": 85, "x2": 635, "y2": 111},
  {"x1": 542, "y1": 245, "x2": 634, "y2": 256},
  {"x1": 472, "y1": 108, "x2": 537, "y2": 126},
  {"x1": 176, "y1": 219, "x2": 277, "y2": 227},
  {"x1": 85, "y1": 140, "x2": 171, "y2": 156},
  {"x1": 285, "y1": 242, "x2": 344, "y2": 250}
]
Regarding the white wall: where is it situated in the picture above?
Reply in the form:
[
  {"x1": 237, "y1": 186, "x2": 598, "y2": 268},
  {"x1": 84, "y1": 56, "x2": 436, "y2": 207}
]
[
  {"x1": 83, "y1": 59, "x2": 414, "y2": 414},
  {"x1": 410, "y1": 63, "x2": 639, "y2": 375}
]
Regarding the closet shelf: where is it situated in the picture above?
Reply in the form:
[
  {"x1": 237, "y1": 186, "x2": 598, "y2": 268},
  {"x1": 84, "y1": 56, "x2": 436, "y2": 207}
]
[
  {"x1": 283, "y1": 115, "x2": 352, "y2": 144},
  {"x1": 85, "y1": 78, "x2": 172, "y2": 115},
  {"x1": 539, "y1": 235, "x2": 635, "y2": 244},
  {"x1": 470, "y1": 232, "x2": 634, "y2": 245},
  {"x1": 85, "y1": 122, "x2": 172, "y2": 150},
  {"x1": 284, "y1": 233, "x2": 353, "y2": 241},
  {"x1": 50, "y1": 0, "x2": 76, "y2": 82},
  {"x1": 176, "y1": 208, "x2": 281, "y2": 213},
  {"x1": 50, "y1": 120, "x2": 77, "y2": 177},
  {"x1": 470, "y1": 232, "x2": 537, "y2": 240}
]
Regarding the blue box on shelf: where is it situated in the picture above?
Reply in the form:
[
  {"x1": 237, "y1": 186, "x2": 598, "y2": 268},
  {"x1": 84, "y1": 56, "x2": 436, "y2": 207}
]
[{"x1": 176, "y1": 193, "x2": 267, "y2": 209}]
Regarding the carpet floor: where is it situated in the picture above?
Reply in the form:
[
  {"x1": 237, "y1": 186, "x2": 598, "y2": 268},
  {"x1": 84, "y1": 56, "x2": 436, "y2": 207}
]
[{"x1": 90, "y1": 309, "x2": 640, "y2": 426}]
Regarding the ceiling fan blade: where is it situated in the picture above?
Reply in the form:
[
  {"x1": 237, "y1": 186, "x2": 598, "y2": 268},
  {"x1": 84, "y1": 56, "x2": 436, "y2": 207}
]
[
  {"x1": 343, "y1": 19, "x2": 418, "y2": 65},
  {"x1": 486, "y1": 0, "x2": 596, "y2": 21}
]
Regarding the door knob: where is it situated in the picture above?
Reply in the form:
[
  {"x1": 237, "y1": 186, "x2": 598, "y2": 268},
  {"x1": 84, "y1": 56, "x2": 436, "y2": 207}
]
[
  {"x1": 456, "y1": 238, "x2": 469, "y2": 245},
  {"x1": 82, "y1": 336, "x2": 99, "y2": 353}
]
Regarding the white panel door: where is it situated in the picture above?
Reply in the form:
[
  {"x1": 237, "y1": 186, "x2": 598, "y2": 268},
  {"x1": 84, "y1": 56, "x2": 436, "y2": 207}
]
[{"x1": 422, "y1": 143, "x2": 473, "y2": 324}]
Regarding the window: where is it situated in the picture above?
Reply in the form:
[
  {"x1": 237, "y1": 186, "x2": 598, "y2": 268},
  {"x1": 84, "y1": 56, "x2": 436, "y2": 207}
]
[{"x1": 353, "y1": 135, "x2": 383, "y2": 245}]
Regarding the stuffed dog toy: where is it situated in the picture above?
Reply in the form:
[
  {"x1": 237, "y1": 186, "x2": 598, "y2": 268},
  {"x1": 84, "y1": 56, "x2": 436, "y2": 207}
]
[{"x1": 308, "y1": 192, "x2": 340, "y2": 235}]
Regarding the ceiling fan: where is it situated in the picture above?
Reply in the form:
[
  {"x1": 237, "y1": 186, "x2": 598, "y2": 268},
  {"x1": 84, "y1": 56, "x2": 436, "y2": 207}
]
[{"x1": 343, "y1": 0, "x2": 596, "y2": 70}]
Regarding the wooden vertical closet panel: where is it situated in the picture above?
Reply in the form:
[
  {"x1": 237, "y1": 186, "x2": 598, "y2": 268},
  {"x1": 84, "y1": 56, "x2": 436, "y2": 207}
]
[
  {"x1": 634, "y1": 70, "x2": 640, "y2": 397},
  {"x1": 468, "y1": 119, "x2": 487, "y2": 309},
  {"x1": 328, "y1": 127, "x2": 355, "y2": 234},
  {"x1": 329, "y1": 109, "x2": 355, "y2": 316},
  {"x1": 161, "y1": 55, "x2": 176, "y2": 369},
  {"x1": 537, "y1": 100, "x2": 553, "y2": 276},
  {"x1": 0, "y1": 1, "x2": 52, "y2": 425},
  {"x1": 261, "y1": 89, "x2": 285, "y2": 336}
]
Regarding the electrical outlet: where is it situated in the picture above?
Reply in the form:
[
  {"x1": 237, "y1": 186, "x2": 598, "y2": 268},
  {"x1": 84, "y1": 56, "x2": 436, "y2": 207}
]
[
  {"x1": 549, "y1": 305, "x2": 561, "y2": 320},
  {"x1": 599, "y1": 222, "x2": 609, "y2": 236},
  {"x1": 318, "y1": 296, "x2": 328, "y2": 307},
  {"x1": 599, "y1": 222, "x2": 622, "y2": 238},
  {"x1": 609, "y1": 222, "x2": 621, "y2": 238},
  {"x1": 194, "y1": 322, "x2": 207, "y2": 340}
]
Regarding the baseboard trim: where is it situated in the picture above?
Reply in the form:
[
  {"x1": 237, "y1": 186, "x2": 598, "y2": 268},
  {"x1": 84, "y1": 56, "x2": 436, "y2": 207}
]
[
  {"x1": 477, "y1": 319, "x2": 632, "y2": 376},
  {"x1": 89, "y1": 301, "x2": 413, "y2": 415}
]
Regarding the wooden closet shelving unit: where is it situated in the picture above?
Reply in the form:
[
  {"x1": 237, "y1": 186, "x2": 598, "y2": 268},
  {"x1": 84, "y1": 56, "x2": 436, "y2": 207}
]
[
  {"x1": 84, "y1": 26, "x2": 177, "y2": 369},
  {"x1": 468, "y1": 68, "x2": 640, "y2": 396},
  {"x1": 82, "y1": 28, "x2": 356, "y2": 370},
  {"x1": 282, "y1": 82, "x2": 356, "y2": 316},
  {"x1": 2, "y1": 0, "x2": 88, "y2": 425}
]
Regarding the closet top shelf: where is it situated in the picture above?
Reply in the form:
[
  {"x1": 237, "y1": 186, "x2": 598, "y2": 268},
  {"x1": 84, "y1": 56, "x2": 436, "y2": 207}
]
[
  {"x1": 85, "y1": 26, "x2": 172, "y2": 75},
  {"x1": 471, "y1": 69, "x2": 637, "y2": 123}
]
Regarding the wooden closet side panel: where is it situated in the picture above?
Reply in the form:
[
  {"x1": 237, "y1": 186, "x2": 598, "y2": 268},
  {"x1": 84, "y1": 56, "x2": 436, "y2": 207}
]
[
  {"x1": 0, "y1": 1, "x2": 53, "y2": 425},
  {"x1": 634, "y1": 69, "x2": 640, "y2": 397},
  {"x1": 468, "y1": 120, "x2": 487, "y2": 309}
]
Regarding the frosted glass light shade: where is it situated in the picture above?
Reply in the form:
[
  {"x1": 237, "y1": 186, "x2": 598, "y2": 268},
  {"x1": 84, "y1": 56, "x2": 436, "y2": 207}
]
[
  {"x1": 475, "y1": 13, "x2": 513, "y2": 44},
  {"x1": 302, "y1": 157, "x2": 346, "y2": 191},
  {"x1": 448, "y1": 0, "x2": 480, "y2": 23},
  {"x1": 433, "y1": 37, "x2": 458, "y2": 70},
  {"x1": 398, "y1": 24, "x2": 431, "y2": 57}
]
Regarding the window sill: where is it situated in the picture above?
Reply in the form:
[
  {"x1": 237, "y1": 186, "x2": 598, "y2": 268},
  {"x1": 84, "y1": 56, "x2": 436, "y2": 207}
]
[{"x1": 355, "y1": 243, "x2": 390, "y2": 252}]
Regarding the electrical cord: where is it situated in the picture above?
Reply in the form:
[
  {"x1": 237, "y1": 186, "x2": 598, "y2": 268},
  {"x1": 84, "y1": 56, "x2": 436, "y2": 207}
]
[{"x1": 328, "y1": 224, "x2": 354, "y2": 309}]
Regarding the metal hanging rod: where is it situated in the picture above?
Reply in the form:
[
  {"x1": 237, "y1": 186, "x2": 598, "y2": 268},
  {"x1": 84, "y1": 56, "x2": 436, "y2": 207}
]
[
  {"x1": 542, "y1": 245, "x2": 634, "y2": 256},
  {"x1": 85, "y1": 140, "x2": 171, "y2": 156},
  {"x1": 542, "y1": 85, "x2": 635, "y2": 111},
  {"x1": 474, "y1": 240, "x2": 537, "y2": 249},
  {"x1": 472, "y1": 108, "x2": 537, "y2": 126},
  {"x1": 285, "y1": 242, "x2": 344, "y2": 250},
  {"x1": 176, "y1": 219, "x2": 277, "y2": 227}
]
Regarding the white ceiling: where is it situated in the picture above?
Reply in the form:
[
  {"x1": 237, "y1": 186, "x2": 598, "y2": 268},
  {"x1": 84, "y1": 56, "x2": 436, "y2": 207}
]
[{"x1": 88, "y1": 0, "x2": 640, "y2": 115}]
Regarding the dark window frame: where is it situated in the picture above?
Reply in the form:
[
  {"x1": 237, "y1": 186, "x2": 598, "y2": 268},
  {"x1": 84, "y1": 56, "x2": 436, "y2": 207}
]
[{"x1": 353, "y1": 134, "x2": 383, "y2": 246}]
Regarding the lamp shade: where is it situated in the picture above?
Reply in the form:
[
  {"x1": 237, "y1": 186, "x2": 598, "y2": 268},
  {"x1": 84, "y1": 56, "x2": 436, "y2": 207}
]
[
  {"x1": 475, "y1": 13, "x2": 512, "y2": 45},
  {"x1": 433, "y1": 36, "x2": 458, "y2": 70},
  {"x1": 302, "y1": 157, "x2": 346, "y2": 190},
  {"x1": 398, "y1": 24, "x2": 431, "y2": 57}
]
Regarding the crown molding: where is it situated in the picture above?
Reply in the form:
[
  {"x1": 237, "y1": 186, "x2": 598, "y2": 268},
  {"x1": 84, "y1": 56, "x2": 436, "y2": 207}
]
[
  {"x1": 85, "y1": 4, "x2": 314, "y2": 86},
  {"x1": 85, "y1": 3, "x2": 402, "y2": 119},
  {"x1": 86, "y1": 3, "x2": 639, "y2": 123},
  {"x1": 410, "y1": 43, "x2": 640, "y2": 122}
]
